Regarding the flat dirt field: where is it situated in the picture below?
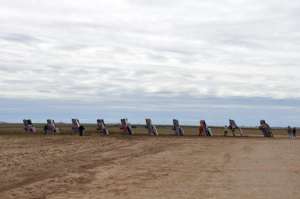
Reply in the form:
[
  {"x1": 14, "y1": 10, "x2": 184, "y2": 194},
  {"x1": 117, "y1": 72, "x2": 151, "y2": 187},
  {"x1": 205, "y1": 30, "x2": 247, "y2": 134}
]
[{"x1": 0, "y1": 124, "x2": 299, "y2": 199}]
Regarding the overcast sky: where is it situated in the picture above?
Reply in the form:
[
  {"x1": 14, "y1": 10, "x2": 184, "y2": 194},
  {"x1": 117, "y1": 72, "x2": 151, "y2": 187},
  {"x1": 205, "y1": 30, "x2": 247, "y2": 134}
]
[{"x1": 0, "y1": 0, "x2": 300, "y2": 126}]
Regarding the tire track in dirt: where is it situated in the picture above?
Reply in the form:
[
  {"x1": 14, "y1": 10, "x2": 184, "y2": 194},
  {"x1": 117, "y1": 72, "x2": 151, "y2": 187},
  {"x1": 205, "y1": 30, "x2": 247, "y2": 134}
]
[{"x1": 0, "y1": 136, "x2": 182, "y2": 199}]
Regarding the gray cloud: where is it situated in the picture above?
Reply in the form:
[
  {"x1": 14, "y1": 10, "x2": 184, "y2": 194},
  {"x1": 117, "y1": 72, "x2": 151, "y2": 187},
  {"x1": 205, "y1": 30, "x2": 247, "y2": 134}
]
[
  {"x1": 0, "y1": 0, "x2": 300, "y2": 124},
  {"x1": 0, "y1": 33, "x2": 41, "y2": 44}
]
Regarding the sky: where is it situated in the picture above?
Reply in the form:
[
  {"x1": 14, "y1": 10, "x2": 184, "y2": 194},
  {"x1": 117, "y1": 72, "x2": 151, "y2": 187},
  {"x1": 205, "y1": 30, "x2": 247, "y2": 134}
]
[{"x1": 0, "y1": 0, "x2": 300, "y2": 126}]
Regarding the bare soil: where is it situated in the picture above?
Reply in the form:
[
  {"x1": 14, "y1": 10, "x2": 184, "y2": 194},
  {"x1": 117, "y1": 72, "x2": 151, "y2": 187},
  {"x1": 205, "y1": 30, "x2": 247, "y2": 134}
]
[{"x1": 0, "y1": 132, "x2": 299, "y2": 199}]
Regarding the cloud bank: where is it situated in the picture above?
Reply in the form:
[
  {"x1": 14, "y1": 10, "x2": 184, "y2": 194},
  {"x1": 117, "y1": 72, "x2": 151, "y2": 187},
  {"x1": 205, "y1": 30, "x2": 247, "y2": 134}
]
[{"x1": 0, "y1": 0, "x2": 300, "y2": 125}]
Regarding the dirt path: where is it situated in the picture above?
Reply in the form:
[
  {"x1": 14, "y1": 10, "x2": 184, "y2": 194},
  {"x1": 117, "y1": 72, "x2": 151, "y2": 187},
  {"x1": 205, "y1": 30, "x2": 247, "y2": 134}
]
[{"x1": 0, "y1": 135, "x2": 299, "y2": 199}]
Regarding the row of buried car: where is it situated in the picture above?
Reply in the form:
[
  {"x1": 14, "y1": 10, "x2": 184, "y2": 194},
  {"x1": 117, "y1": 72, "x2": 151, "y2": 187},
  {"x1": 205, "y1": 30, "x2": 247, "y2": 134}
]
[
  {"x1": 23, "y1": 118, "x2": 157, "y2": 136},
  {"x1": 22, "y1": 119, "x2": 274, "y2": 137}
]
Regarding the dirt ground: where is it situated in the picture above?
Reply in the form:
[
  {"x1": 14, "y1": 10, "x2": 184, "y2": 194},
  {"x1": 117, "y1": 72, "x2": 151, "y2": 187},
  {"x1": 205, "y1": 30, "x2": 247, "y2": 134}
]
[{"x1": 0, "y1": 131, "x2": 299, "y2": 199}]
